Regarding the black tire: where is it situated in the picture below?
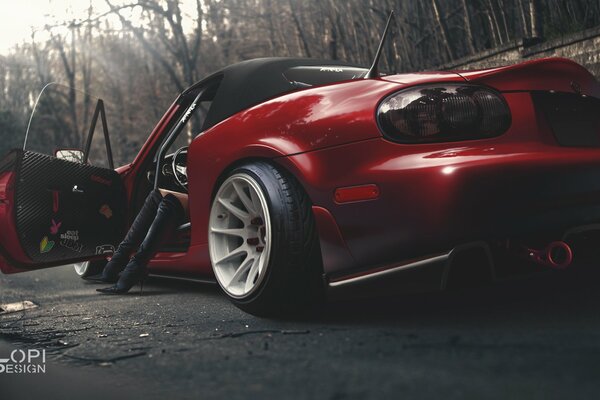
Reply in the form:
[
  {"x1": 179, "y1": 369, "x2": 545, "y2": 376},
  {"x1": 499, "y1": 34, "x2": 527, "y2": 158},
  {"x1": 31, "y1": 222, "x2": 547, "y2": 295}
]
[{"x1": 211, "y1": 161, "x2": 324, "y2": 316}]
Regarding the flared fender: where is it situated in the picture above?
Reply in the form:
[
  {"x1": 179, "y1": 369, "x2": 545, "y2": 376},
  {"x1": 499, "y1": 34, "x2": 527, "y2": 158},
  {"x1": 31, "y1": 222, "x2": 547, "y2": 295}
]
[{"x1": 186, "y1": 141, "x2": 289, "y2": 247}]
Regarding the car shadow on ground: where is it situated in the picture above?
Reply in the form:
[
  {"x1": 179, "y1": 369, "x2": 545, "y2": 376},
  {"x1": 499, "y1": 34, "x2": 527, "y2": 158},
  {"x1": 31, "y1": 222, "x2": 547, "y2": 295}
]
[
  {"x1": 73, "y1": 278, "x2": 213, "y2": 297},
  {"x1": 137, "y1": 262, "x2": 600, "y2": 326},
  {"x1": 300, "y1": 263, "x2": 600, "y2": 325}
]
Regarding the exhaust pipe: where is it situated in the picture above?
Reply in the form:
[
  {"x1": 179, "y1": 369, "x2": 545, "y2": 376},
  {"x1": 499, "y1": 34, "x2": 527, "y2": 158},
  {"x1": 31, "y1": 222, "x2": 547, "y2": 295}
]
[{"x1": 524, "y1": 241, "x2": 573, "y2": 269}]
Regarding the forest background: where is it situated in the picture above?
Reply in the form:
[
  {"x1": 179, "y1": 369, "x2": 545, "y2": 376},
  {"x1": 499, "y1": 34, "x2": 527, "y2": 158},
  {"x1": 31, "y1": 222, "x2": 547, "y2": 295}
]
[{"x1": 0, "y1": 0, "x2": 598, "y2": 165}]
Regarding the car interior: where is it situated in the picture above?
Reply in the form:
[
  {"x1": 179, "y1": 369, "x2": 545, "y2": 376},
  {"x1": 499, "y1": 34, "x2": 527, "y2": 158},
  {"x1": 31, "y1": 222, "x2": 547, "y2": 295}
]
[{"x1": 129, "y1": 78, "x2": 222, "y2": 253}]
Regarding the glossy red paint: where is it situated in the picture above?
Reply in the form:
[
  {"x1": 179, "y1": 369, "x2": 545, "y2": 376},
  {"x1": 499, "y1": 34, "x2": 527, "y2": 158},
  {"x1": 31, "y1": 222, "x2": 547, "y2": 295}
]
[
  {"x1": 311, "y1": 206, "x2": 357, "y2": 274},
  {"x1": 0, "y1": 170, "x2": 30, "y2": 273},
  {"x1": 334, "y1": 184, "x2": 380, "y2": 204},
  {"x1": 380, "y1": 71, "x2": 465, "y2": 85},
  {"x1": 287, "y1": 138, "x2": 600, "y2": 269},
  {"x1": 179, "y1": 57, "x2": 600, "y2": 279},
  {"x1": 3, "y1": 57, "x2": 600, "y2": 287},
  {"x1": 186, "y1": 72, "x2": 466, "y2": 250},
  {"x1": 458, "y1": 57, "x2": 600, "y2": 97}
]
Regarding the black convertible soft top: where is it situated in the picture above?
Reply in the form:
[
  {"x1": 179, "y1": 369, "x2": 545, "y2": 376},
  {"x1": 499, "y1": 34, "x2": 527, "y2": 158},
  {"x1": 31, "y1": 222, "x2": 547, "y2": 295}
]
[{"x1": 183, "y1": 57, "x2": 367, "y2": 130}]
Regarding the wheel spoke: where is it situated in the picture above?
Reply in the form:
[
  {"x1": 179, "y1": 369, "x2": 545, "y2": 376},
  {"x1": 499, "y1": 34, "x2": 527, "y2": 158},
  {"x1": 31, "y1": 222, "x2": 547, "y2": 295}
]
[
  {"x1": 218, "y1": 197, "x2": 249, "y2": 221},
  {"x1": 257, "y1": 253, "x2": 265, "y2": 275},
  {"x1": 215, "y1": 244, "x2": 247, "y2": 265},
  {"x1": 210, "y1": 173, "x2": 272, "y2": 297},
  {"x1": 232, "y1": 180, "x2": 256, "y2": 214},
  {"x1": 245, "y1": 257, "x2": 260, "y2": 292},
  {"x1": 228, "y1": 256, "x2": 254, "y2": 288},
  {"x1": 210, "y1": 227, "x2": 246, "y2": 238},
  {"x1": 249, "y1": 189, "x2": 263, "y2": 218}
]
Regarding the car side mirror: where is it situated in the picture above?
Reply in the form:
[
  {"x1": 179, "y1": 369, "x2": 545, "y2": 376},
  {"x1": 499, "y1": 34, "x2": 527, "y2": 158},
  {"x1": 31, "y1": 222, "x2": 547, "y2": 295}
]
[{"x1": 55, "y1": 149, "x2": 85, "y2": 163}]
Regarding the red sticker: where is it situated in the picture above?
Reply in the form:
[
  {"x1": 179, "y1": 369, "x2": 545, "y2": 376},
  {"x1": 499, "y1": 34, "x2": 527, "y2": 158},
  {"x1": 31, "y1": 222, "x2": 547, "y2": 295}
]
[
  {"x1": 99, "y1": 204, "x2": 113, "y2": 219},
  {"x1": 52, "y1": 190, "x2": 59, "y2": 213}
]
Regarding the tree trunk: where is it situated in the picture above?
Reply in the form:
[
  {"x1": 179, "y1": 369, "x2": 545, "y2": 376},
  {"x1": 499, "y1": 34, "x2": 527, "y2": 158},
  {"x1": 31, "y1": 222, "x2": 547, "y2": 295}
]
[
  {"x1": 461, "y1": 0, "x2": 476, "y2": 54},
  {"x1": 486, "y1": 10, "x2": 499, "y2": 47},
  {"x1": 486, "y1": 0, "x2": 504, "y2": 44},
  {"x1": 517, "y1": 0, "x2": 530, "y2": 37},
  {"x1": 288, "y1": 0, "x2": 311, "y2": 57},
  {"x1": 529, "y1": 0, "x2": 543, "y2": 38},
  {"x1": 497, "y1": 0, "x2": 511, "y2": 43},
  {"x1": 329, "y1": 17, "x2": 338, "y2": 60},
  {"x1": 431, "y1": 0, "x2": 455, "y2": 60}
]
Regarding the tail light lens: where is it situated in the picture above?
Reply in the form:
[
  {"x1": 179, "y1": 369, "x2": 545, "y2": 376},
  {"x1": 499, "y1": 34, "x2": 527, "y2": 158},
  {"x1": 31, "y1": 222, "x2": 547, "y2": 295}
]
[{"x1": 377, "y1": 84, "x2": 511, "y2": 143}]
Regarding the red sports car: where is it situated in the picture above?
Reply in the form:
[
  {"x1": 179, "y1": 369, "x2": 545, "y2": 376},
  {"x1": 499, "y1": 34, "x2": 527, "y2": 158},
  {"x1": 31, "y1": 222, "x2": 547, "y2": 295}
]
[{"x1": 0, "y1": 56, "x2": 599, "y2": 315}]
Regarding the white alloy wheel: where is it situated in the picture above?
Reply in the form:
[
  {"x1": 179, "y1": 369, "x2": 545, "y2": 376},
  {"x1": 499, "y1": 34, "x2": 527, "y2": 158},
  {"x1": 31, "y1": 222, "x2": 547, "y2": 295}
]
[
  {"x1": 209, "y1": 173, "x2": 272, "y2": 299},
  {"x1": 73, "y1": 261, "x2": 90, "y2": 276}
]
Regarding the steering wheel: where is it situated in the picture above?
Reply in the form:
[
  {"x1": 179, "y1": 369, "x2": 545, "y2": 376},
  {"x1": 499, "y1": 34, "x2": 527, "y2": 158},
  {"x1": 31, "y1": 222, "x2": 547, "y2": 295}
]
[{"x1": 171, "y1": 147, "x2": 188, "y2": 189}]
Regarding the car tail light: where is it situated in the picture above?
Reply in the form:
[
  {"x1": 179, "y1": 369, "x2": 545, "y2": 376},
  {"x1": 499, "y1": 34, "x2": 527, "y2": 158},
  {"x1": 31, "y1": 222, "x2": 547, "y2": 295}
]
[{"x1": 377, "y1": 84, "x2": 511, "y2": 143}]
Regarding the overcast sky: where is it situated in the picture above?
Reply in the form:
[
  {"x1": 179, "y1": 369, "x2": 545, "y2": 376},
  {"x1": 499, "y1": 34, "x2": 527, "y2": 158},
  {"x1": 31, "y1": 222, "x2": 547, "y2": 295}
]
[
  {"x1": 0, "y1": 0, "x2": 200, "y2": 54},
  {"x1": 0, "y1": 1, "x2": 90, "y2": 53}
]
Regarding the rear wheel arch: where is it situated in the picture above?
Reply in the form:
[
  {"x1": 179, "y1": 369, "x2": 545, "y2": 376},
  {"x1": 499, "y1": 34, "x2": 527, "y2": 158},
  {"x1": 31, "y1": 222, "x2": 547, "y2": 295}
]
[
  {"x1": 211, "y1": 157, "x2": 271, "y2": 204},
  {"x1": 210, "y1": 157, "x2": 316, "y2": 205},
  {"x1": 208, "y1": 159, "x2": 325, "y2": 315}
]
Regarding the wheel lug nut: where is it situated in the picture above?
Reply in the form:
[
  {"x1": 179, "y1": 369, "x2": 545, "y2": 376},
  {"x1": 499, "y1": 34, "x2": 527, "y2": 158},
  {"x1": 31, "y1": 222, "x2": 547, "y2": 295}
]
[{"x1": 247, "y1": 237, "x2": 259, "y2": 246}]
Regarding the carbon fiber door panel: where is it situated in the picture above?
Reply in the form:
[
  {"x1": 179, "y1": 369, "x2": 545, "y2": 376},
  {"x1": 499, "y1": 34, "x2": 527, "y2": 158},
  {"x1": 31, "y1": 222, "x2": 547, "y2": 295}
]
[{"x1": 14, "y1": 151, "x2": 127, "y2": 263}]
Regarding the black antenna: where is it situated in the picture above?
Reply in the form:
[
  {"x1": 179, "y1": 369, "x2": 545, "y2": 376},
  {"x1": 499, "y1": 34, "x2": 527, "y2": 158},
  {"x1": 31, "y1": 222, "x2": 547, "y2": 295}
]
[{"x1": 365, "y1": 10, "x2": 395, "y2": 79}]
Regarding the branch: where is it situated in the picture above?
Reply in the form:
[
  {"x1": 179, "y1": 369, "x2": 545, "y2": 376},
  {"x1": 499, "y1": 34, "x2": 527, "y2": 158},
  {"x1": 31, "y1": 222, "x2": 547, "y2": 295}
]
[{"x1": 104, "y1": 0, "x2": 184, "y2": 92}]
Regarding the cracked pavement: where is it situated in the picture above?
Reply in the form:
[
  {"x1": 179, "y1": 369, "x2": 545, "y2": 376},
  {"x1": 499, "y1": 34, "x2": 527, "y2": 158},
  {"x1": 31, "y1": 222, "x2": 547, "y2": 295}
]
[{"x1": 1, "y1": 264, "x2": 600, "y2": 399}]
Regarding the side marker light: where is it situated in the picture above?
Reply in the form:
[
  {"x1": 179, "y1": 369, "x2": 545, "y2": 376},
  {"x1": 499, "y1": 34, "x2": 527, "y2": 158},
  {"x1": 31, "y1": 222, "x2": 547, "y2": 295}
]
[{"x1": 334, "y1": 184, "x2": 380, "y2": 204}]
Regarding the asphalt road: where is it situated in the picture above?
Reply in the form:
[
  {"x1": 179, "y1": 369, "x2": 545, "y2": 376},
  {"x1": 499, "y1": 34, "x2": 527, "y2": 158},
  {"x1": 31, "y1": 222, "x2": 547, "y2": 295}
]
[{"x1": 1, "y1": 263, "x2": 600, "y2": 399}]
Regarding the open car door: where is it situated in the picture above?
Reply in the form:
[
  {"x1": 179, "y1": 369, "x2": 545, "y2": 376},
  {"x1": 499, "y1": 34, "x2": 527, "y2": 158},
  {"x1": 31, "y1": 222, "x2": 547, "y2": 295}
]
[{"x1": 0, "y1": 84, "x2": 127, "y2": 274}]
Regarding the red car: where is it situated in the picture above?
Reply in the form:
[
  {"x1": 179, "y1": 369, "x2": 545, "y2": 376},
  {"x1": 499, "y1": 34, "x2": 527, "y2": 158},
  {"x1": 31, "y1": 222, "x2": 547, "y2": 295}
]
[{"x1": 0, "y1": 56, "x2": 599, "y2": 315}]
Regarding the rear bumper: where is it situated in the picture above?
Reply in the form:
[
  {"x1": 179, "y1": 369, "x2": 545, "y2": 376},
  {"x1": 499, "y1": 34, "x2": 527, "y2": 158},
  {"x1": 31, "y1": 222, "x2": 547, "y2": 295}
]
[
  {"x1": 285, "y1": 136, "x2": 600, "y2": 278},
  {"x1": 324, "y1": 224, "x2": 600, "y2": 300},
  {"x1": 325, "y1": 241, "x2": 492, "y2": 301}
]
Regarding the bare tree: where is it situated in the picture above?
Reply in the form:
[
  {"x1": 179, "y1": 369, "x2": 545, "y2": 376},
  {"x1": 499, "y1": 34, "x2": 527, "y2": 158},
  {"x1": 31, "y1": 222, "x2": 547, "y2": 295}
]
[
  {"x1": 461, "y1": 0, "x2": 476, "y2": 54},
  {"x1": 2, "y1": 0, "x2": 600, "y2": 163},
  {"x1": 431, "y1": 0, "x2": 455, "y2": 61},
  {"x1": 529, "y1": 0, "x2": 543, "y2": 38}
]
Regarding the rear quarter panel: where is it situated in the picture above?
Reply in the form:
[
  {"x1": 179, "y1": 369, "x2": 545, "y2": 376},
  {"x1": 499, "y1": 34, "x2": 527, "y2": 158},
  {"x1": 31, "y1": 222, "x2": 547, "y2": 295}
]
[
  {"x1": 186, "y1": 58, "x2": 600, "y2": 276},
  {"x1": 186, "y1": 79, "x2": 410, "y2": 246}
]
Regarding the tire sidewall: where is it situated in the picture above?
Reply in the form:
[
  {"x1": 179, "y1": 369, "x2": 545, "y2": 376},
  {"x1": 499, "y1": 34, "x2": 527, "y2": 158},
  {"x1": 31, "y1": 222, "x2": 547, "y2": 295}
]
[{"x1": 210, "y1": 162, "x2": 312, "y2": 315}]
